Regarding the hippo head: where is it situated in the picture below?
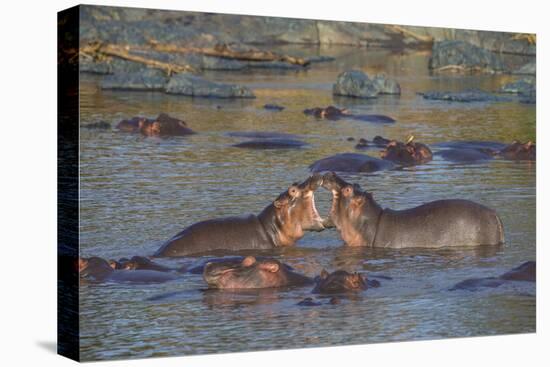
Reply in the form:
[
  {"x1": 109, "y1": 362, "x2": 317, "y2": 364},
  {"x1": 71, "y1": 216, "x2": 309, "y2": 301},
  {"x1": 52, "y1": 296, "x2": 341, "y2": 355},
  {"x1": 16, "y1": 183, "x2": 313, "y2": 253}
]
[
  {"x1": 321, "y1": 172, "x2": 382, "y2": 246},
  {"x1": 380, "y1": 136, "x2": 433, "y2": 165},
  {"x1": 203, "y1": 256, "x2": 293, "y2": 289},
  {"x1": 500, "y1": 141, "x2": 535, "y2": 161},
  {"x1": 79, "y1": 257, "x2": 113, "y2": 280},
  {"x1": 138, "y1": 119, "x2": 161, "y2": 136},
  {"x1": 312, "y1": 269, "x2": 367, "y2": 294},
  {"x1": 266, "y1": 174, "x2": 325, "y2": 246}
]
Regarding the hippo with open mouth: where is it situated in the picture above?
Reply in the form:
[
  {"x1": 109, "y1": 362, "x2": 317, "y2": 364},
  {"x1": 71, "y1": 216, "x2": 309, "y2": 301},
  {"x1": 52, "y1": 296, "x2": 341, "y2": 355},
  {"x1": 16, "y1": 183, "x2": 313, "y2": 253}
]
[
  {"x1": 154, "y1": 174, "x2": 326, "y2": 257},
  {"x1": 203, "y1": 256, "x2": 313, "y2": 289},
  {"x1": 322, "y1": 172, "x2": 504, "y2": 248}
]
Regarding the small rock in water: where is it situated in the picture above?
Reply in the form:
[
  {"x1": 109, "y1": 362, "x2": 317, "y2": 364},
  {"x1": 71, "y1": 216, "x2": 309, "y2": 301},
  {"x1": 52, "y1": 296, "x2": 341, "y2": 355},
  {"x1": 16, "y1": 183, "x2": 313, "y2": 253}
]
[{"x1": 419, "y1": 89, "x2": 511, "y2": 103}]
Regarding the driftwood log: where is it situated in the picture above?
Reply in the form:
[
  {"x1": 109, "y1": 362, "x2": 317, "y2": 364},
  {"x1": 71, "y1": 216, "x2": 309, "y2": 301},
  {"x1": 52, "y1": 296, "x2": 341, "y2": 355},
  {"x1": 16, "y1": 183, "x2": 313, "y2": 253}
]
[
  {"x1": 80, "y1": 42, "x2": 198, "y2": 75},
  {"x1": 147, "y1": 40, "x2": 310, "y2": 66}
]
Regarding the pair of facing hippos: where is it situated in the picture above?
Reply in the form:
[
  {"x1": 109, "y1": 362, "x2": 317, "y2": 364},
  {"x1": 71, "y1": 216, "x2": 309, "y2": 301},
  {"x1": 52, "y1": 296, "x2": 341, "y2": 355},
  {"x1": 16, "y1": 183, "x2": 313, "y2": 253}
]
[{"x1": 154, "y1": 172, "x2": 504, "y2": 257}]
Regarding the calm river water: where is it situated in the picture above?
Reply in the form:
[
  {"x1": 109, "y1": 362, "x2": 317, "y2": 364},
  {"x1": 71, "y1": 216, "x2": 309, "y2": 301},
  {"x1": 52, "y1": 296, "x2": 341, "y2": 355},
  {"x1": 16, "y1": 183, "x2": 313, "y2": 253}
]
[{"x1": 78, "y1": 46, "x2": 535, "y2": 361}]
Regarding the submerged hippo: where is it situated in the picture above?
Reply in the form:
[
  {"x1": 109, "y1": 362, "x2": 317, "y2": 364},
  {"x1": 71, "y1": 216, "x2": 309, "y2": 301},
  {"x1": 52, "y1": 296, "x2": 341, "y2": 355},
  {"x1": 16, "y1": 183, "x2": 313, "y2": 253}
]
[
  {"x1": 355, "y1": 136, "x2": 391, "y2": 150},
  {"x1": 309, "y1": 153, "x2": 395, "y2": 173},
  {"x1": 380, "y1": 136, "x2": 433, "y2": 165},
  {"x1": 312, "y1": 270, "x2": 369, "y2": 294},
  {"x1": 109, "y1": 256, "x2": 185, "y2": 273},
  {"x1": 154, "y1": 175, "x2": 325, "y2": 257},
  {"x1": 435, "y1": 148, "x2": 494, "y2": 163},
  {"x1": 450, "y1": 261, "x2": 535, "y2": 291},
  {"x1": 203, "y1": 256, "x2": 313, "y2": 289},
  {"x1": 116, "y1": 113, "x2": 195, "y2": 136},
  {"x1": 79, "y1": 257, "x2": 179, "y2": 283},
  {"x1": 322, "y1": 172, "x2": 504, "y2": 248},
  {"x1": 232, "y1": 139, "x2": 306, "y2": 149},
  {"x1": 304, "y1": 106, "x2": 395, "y2": 123}
]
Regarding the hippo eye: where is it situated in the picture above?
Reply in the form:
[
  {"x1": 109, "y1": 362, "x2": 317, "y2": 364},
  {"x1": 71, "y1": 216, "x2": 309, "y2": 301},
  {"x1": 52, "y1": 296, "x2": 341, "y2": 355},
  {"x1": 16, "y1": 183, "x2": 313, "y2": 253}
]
[
  {"x1": 342, "y1": 186, "x2": 353, "y2": 197},
  {"x1": 288, "y1": 186, "x2": 300, "y2": 198}
]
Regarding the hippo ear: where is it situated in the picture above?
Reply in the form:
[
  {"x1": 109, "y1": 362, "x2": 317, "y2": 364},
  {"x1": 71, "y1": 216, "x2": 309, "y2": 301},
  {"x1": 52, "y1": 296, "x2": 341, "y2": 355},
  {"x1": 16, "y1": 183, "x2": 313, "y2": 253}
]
[
  {"x1": 260, "y1": 261, "x2": 280, "y2": 273},
  {"x1": 320, "y1": 269, "x2": 329, "y2": 279},
  {"x1": 342, "y1": 186, "x2": 353, "y2": 197},
  {"x1": 387, "y1": 140, "x2": 398, "y2": 147},
  {"x1": 108, "y1": 260, "x2": 118, "y2": 270},
  {"x1": 288, "y1": 185, "x2": 300, "y2": 198},
  {"x1": 242, "y1": 256, "x2": 256, "y2": 267}
]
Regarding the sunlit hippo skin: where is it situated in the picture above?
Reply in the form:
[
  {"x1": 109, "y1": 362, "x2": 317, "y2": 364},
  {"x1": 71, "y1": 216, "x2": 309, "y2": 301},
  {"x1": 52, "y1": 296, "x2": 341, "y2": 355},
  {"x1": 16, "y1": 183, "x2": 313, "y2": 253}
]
[
  {"x1": 232, "y1": 139, "x2": 307, "y2": 149},
  {"x1": 154, "y1": 175, "x2": 326, "y2": 257},
  {"x1": 322, "y1": 172, "x2": 504, "y2": 248},
  {"x1": 449, "y1": 261, "x2": 535, "y2": 291},
  {"x1": 304, "y1": 106, "x2": 395, "y2": 123},
  {"x1": 312, "y1": 270, "x2": 369, "y2": 294},
  {"x1": 79, "y1": 257, "x2": 179, "y2": 283},
  {"x1": 187, "y1": 256, "x2": 295, "y2": 274},
  {"x1": 380, "y1": 136, "x2": 433, "y2": 165},
  {"x1": 498, "y1": 141, "x2": 535, "y2": 161},
  {"x1": 203, "y1": 256, "x2": 313, "y2": 289},
  {"x1": 138, "y1": 113, "x2": 195, "y2": 136},
  {"x1": 109, "y1": 256, "x2": 185, "y2": 273},
  {"x1": 309, "y1": 153, "x2": 395, "y2": 173},
  {"x1": 116, "y1": 113, "x2": 195, "y2": 136}
]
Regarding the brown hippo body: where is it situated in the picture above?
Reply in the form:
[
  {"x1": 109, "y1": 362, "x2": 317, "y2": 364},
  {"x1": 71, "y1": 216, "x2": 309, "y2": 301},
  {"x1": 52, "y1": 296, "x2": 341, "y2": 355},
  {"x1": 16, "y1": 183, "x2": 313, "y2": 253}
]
[
  {"x1": 79, "y1": 257, "x2": 179, "y2": 283},
  {"x1": 322, "y1": 172, "x2": 504, "y2": 248},
  {"x1": 380, "y1": 137, "x2": 433, "y2": 165},
  {"x1": 310, "y1": 153, "x2": 395, "y2": 173},
  {"x1": 116, "y1": 113, "x2": 195, "y2": 136},
  {"x1": 203, "y1": 256, "x2": 313, "y2": 289},
  {"x1": 312, "y1": 270, "x2": 368, "y2": 294},
  {"x1": 154, "y1": 175, "x2": 325, "y2": 257},
  {"x1": 110, "y1": 256, "x2": 185, "y2": 273}
]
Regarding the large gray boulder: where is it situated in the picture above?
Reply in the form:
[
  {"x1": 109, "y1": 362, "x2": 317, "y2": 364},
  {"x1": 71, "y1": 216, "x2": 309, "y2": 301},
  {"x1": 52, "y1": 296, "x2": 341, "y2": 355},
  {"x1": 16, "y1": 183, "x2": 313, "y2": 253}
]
[
  {"x1": 165, "y1": 73, "x2": 255, "y2": 98},
  {"x1": 429, "y1": 40, "x2": 505, "y2": 73},
  {"x1": 333, "y1": 70, "x2": 400, "y2": 98},
  {"x1": 512, "y1": 61, "x2": 536, "y2": 75},
  {"x1": 101, "y1": 69, "x2": 168, "y2": 90}
]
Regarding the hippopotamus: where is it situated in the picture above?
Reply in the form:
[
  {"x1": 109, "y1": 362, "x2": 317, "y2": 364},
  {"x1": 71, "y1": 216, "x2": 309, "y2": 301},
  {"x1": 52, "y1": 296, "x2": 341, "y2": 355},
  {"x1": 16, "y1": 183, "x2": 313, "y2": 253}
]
[
  {"x1": 226, "y1": 131, "x2": 299, "y2": 139},
  {"x1": 203, "y1": 256, "x2": 313, "y2": 289},
  {"x1": 322, "y1": 172, "x2": 504, "y2": 248},
  {"x1": 263, "y1": 104, "x2": 285, "y2": 111},
  {"x1": 187, "y1": 256, "x2": 295, "y2": 274},
  {"x1": 355, "y1": 136, "x2": 391, "y2": 150},
  {"x1": 380, "y1": 136, "x2": 433, "y2": 165},
  {"x1": 109, "y1": 256, "x2": 185, "y2": 273},
  {"x1": 81, "y1": 121, "x2": 111, "y2": 129},
  {"x1": 304, "y1": 106, "x2": 395, "y2": 123},
  {"x1": 498, "y1": 141, "x2": 535, "y2": 161},
  {"x1": 154, "y1": 174, "x2": 325, "y2": 257},
  {"x1": 116, "y1": 113, "x2": 195, "y2": 136},
  {"x1": 449, "y1": 261, "x2": 535, "y2": 291},
  {"x1": 312, "y1": 270, "x2": 369, "y2": 294},
  {"x1": 232, "y1": 139, "x2": 307, "y2": 149},
  {"x1": 79, "y1": 257, "x2": 179, "y2": 283},
  {"x1": 304, "y1": 106, "x2": 350, "y2": 120},
  {"x1": 435, "y1": 148, "x2": 494, "y2": 163},
  {"x1": 309, "y1": 153, "x2": 395, "y2": 173}
]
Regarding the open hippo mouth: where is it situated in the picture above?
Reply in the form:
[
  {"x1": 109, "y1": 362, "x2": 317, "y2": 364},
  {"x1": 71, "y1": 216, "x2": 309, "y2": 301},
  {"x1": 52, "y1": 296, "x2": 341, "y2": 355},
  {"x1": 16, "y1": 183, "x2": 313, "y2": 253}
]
[
  {"x1": 319, "y1": 172, "x2": 349, "y2": 228},
  {"x1": 300, "y1": 173, "x2": 326, "y2": 231}
]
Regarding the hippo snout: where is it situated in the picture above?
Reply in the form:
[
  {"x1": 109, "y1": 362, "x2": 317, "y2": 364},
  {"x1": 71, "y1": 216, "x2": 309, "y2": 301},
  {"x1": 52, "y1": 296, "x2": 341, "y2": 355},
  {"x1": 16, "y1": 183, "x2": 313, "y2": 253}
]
[{"x1": 321, "y1": 172, "x2": 342, "y2": 190}]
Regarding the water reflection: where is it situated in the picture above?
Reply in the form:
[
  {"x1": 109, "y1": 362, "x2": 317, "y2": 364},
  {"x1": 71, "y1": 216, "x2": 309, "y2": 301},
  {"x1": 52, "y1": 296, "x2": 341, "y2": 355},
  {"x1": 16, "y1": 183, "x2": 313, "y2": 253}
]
[{"x1": 78, "y1": 45, "x2": 535, "y2": 361}]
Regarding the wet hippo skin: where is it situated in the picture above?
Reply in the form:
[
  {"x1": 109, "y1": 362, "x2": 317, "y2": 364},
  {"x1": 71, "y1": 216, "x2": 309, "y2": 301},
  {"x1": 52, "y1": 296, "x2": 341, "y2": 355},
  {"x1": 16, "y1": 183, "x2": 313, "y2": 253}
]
[
  {"x1": 154, "y1": 175, "x2": 325, "y2": 257},
  {"x1": 450, "y1": 261, "x2": 535, "y2": 291},
  {"x1": 79, "y1": 257, "x2": 180, "y2": 283},
  {"x1": 309, "y1": 153, "x2": 395, "y2": 173},
  {"x1": 203, "y1": 256, "x2": 313, "y2": 289},
  {"x1": 110, "y1": 256, "x2": 185, "y2": 273},
  {"x1": 312, "y1": 269, "x2": 368, "y2": 294},
  {"x1": 380, "y1": 136, "x2": 433, "y2": 165},
  {"x1": 322, "y1": 172, "x2": 504, "y2": 248}
]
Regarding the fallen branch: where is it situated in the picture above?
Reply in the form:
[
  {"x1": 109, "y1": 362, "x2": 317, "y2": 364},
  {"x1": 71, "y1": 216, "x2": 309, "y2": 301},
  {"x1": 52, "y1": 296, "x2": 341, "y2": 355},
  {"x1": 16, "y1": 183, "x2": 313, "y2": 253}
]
[
  {"x1": 81, "y1": 42, "x2": 198, "y2": 75},
  {"x1": 148, "y1": 40, "x2": 310, "y2": 66},
  {"x1": 386, "y1": 25, "x2": 434, "y2": 44}
]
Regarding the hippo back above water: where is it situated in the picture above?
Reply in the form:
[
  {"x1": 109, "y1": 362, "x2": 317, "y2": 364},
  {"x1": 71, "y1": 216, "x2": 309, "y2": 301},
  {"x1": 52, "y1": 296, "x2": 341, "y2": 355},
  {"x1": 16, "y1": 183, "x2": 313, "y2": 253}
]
[
  {"x1": 154, "y1": 175, "x2": 325, "y2": 257},
  {"x1": 322, "y1": 172, "x2": 504, "y2": 248}
]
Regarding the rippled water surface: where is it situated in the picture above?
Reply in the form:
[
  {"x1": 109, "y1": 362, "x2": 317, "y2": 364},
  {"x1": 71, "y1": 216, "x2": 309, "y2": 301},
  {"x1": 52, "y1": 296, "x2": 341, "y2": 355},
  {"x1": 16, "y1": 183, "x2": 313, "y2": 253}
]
[{"x1": 78, "y1": 46, "x2": 535, "y2": 361}]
